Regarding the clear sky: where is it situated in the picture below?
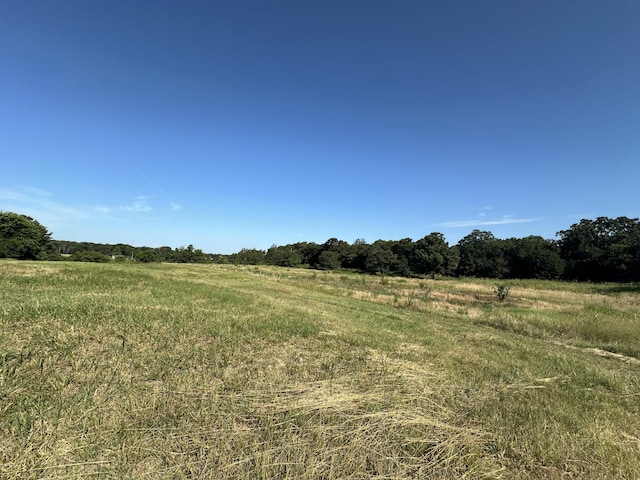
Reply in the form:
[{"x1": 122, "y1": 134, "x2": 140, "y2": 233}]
[{"x1": 1, "y1": 1, "x2": 638, "y2": 253}]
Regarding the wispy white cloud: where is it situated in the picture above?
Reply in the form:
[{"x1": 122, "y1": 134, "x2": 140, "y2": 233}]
[
  {"x1": 438, "y1": 216, "x2": 539, "y2": 228},
  {"x1": 95, "y1": 199, "x2": 153, "y2": 214},
  {"x1": 0, "y1": 186, "x2": 87, "y2": 222},
  {"x1": 123, "y1": 201, "x2": 152, "y2": 212},
  {"x1": 142, "y1": 175, "x2": 183, "y2": 212}
]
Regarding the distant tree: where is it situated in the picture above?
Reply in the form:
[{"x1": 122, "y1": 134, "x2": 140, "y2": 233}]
[
  {"x1": 388, "y1": 238, "x2": 414, "y2": 276},
  {"x1": 265, "y1": 245, "x2": 303, "y2": 267},
  {"x1": 111, "y1": 244, "x2": 132, "y2": 257},
  {"x1": 52, "y1": 240, "x2": 74, "y2": 255},
  {"x1": 0, "y1": 212, "x2": 54, "y2": 260},
  {"x1": 503, "y1": 236, "x2": 564, "y2": 279},
  {"x1": 558, "y1": 217, "x2": 640, "y2": 282},
  {"x1": 322, "y1": 238, "x2": 350, "y2": 253},
  {"x1": 303, "y1": 238, "x2": 352, "y2": 270},
  {"x1": 413, "y1": 233, "x2": 459, "y2": 277},
  {"x1": 231, "y1": 248, "x2": 266, "y2": 265},
  {"x1": 173, "y1": 244, "x2": 208, "y2": 263},
  {"x1": 155, "y1": 246, "x2": 175, "y2": 262},
  {"x1": 291, "y1": 242, "x2": 323, "y2": 267},
  {"x1": 70, "y1": 250, "x2": 111, "y2": 263},
  {"x1": 136, "y1": 247, "x2": 158, "y2": 263},
  {"x1": 317, "y1": 250, "x2": 342, "y2": 270},
  {"x1": 456, "y1": 230, "x2": 508, "y2": 278},
  {"x1": 341, "y1": 238, "x2": 370, "y2": 271},
  {"x1": 50, "y1": 240, "x2": 136, "y2": 258},
  {"x1": 364, "y1": 243, "x2": 399, "y2": 275}
]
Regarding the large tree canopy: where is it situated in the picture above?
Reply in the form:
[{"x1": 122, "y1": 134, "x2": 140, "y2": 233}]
[
  {"x1": 503, "y1": 236, "x2": 564, "y2": 280},
  {"x1": 558, "y1": 216, "x2": 640, "y2": 282},
  {"x1": 0, "y1": 212, "x2": 53, "y2": 260},
  {"x1": 456, "y1": 230, "x2": 508, "y2": 278},
  {"x1": 413, "y1": 233, "x2": 459, "y2": 277}
]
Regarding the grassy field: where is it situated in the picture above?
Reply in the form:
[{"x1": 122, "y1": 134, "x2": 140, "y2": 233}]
[{"x1": 1, "y1": 260, "x2": 639, "y2": 479}]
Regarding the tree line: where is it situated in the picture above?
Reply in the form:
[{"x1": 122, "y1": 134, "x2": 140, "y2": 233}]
[
  {"x1": 53, "y1": 240, "x2": 212, "y2": 264},
  {"x1": 1, "y1": 211, "x2": 639, "y2": 282}
]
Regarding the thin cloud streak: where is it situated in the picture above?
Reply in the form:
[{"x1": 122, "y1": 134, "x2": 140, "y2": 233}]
[
  {"x1": 123, "y1": 201, "x2": 152, "y2": 212},
  {"x1": 439, "y1": 217, "x2": 539, "y2": 228},
  {"x1": 95, "y1": 200, "x2": 152, "y2": 214},
  {"x1": 0, "y1": 186, "x2": 87, "y2": 221}
]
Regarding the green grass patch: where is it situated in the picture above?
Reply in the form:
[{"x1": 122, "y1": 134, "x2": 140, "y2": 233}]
[{"x1": 1, "y1": 260, "x2": 639, "y2": 478}]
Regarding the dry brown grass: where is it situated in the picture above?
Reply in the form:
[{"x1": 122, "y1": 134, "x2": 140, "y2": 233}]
[{"x1": 2, "y1": 261, "x2": 639, "y2": 478}]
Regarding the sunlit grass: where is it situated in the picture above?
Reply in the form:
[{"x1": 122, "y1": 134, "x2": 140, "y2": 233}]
[{"x1": 1, "y1": 260, "x2": 639, "y2": 478}]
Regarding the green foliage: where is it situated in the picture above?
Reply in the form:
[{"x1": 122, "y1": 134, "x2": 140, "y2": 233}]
[
  {"x1": 494, "y1": 284, "x2": 511, "y2": 302},
  {"x1": 265, "y1": 245, "x2": 303, "y2": 267},
  {"x1": 69, "y1": 250, "x2": 111, "y2": 263},
  {"x1": 558, "y1": 216, "x2": 640, "y2": 282},
  {"x1": 317, "y1": 250, "x2": 342, "y2": 270},
  {"x1": 52, "y1": 241, "x2": 213, "y2": 264},
  {"x1": 20, "y1": 212, "x2": 640, "y2": 284},
  {"x1": 413, "y1": 233, "x2": 459, "y2": 276},
  {"x1": 0, "y1": 212, "x2": 53, "y2": 260},
  {"x1": 503, "y1": 236, "x2": 564, "y2": 279},
  {"x1": 342, "y1": 238, "x2": 370, "y2": 270},
  {"x1": 231, "y1": 248, "x2": 266, "y2": 265},
  {"x1": 364, "y1": 244, "x2": 399, "y2": 275},
  {"x1": 173, "y1": 244, "x2": 208, "y2": 263},
  {"x1": 457, "y1": 230, "x2": 508, "y2": 278},
  {"x1": 135, "y1": 248, "x2": 158, "y2": 263}
]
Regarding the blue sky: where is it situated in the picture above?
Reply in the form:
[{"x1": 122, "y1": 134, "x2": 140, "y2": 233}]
[{"x1": 1, "y1": 1, "x2": 638, "y2": 253}]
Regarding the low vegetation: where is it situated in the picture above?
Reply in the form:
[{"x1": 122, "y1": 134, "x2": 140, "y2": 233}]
[{"x1": 1, "y1": 260, "x2": 639, "y2": 479}]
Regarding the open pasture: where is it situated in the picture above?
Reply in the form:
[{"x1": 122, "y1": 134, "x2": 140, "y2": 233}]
[{"x1": 1, "y1": 261, "x2": 639, "y2": 479}]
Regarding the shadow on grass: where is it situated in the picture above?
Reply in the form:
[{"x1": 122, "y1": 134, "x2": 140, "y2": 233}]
[{"x1": 598, "y1": 283, "x2": 640, "y2": 294}]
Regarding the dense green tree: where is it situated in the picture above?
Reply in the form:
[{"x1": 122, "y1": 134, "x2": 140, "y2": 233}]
[
  {"x1": 317, "y1": 250, "x2": 342, "y2": 270},
  {"x1": 136, "y1": 247, "x2": 158, "y2": 263},
  {"x1": 322, "y1": 238, "x2": 351, "y2": 267},
  {"x1": 558, "y1": 217, "x2": 640, "y2": 282},
  {"x1": 265, "y1": 245, "x2": 303, "y2": 267},
  {"x1": 456, "y1": 230, "x2": 508, "y2": 278},
  {"x1": 51, "y1": 240, "x2": 137, "y2": 258},
  {"x1": 413, "y1": 233, "x2": 459, "y2": 276},
  {"x1": 388, "y1": 238, "x2": 414, "y2": 276},
  {"x1": 155, "y1": 246, "x2": 175, "y2": 262},
  {"x1": 230, "y1": 248, "x2": 266, "y2": 265},
  {"x1": 290, "y1": 242, "x2": 323, "y2": 267},
  {"x1": 0, "y1": 212, "x2": 54, "y2": 260},
  {"x1": 173, "y1": 244, "x2": 208, "y2": 263},
  {"x1": 70, "y1": 250, "x2": 111, "y2": 263},
  {"x1": 341, "y1": 239, "x2": 370, "y2": 271},
  {"x1": 503, "y1": 236, "x2": 564, "y2": 279},
  {"x1": 364, "y1": 243, "x2": 399, "y2": 275}
]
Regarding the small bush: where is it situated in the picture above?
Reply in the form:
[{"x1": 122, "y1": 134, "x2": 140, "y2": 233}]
[{"x1": 494, "y1": 284, "x2": 511, "y2": 302}]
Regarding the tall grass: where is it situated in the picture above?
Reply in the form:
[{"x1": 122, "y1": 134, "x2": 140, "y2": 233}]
[{"x1": 1, "y1": 261, "x2": 639, "y2": 478}]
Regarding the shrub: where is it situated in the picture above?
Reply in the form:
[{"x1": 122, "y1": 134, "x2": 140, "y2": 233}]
[{"x1": 494, "y1": 284, "x2": 511, "y2": 302}]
